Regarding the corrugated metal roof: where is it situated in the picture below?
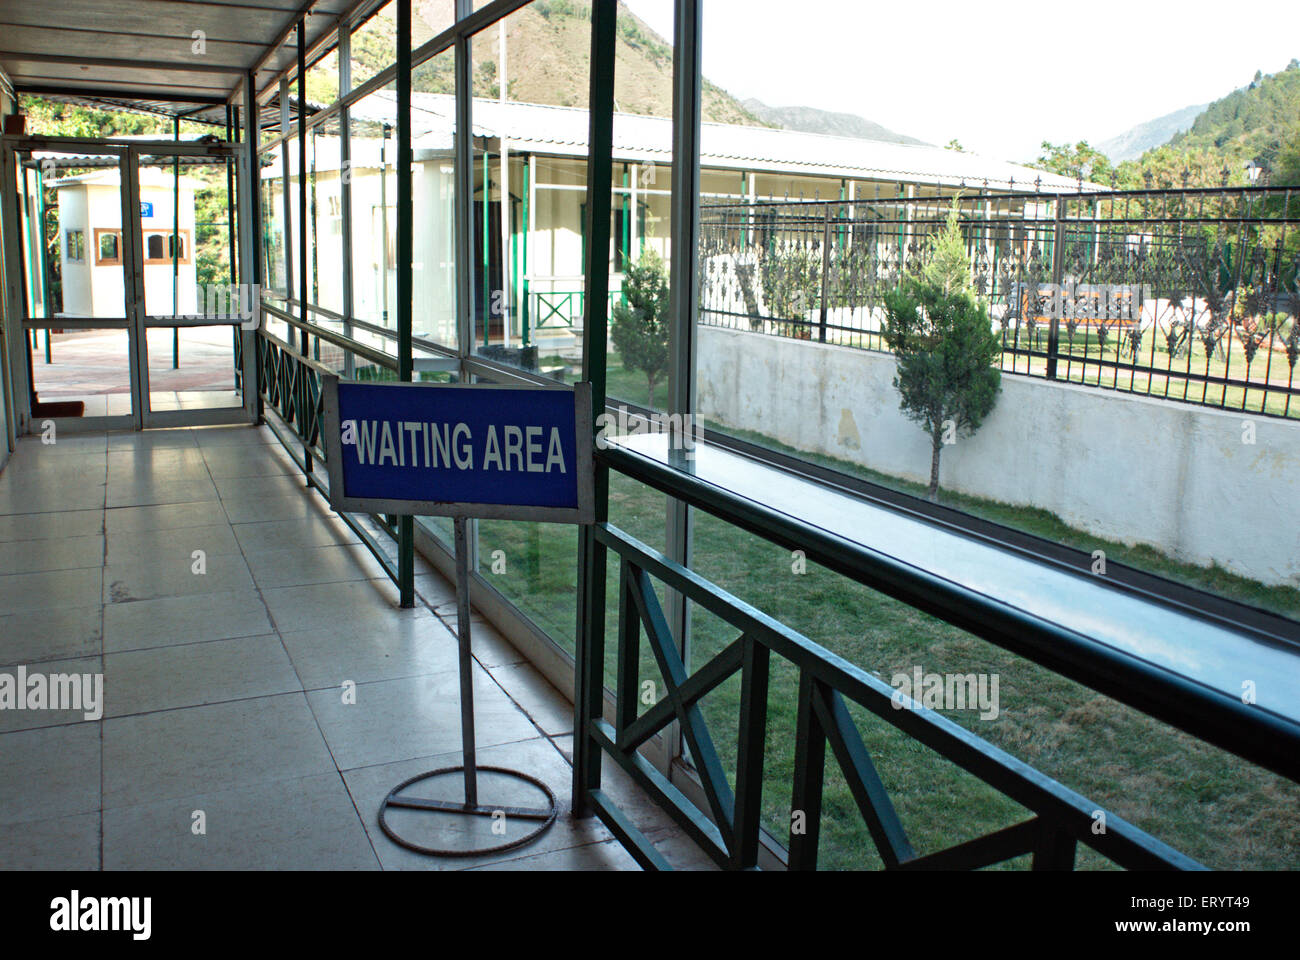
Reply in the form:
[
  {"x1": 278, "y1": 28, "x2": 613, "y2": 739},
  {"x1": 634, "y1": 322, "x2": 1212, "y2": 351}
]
[
  {"x1": 349, "y1": 92, "x2": 1098, "y2": 193},
  {"x1": 0, "y1": 0, "x2": 361, "y2": 125},
  {"x1": 24, "y1": 133, "x2": 226, "y2": 168}
]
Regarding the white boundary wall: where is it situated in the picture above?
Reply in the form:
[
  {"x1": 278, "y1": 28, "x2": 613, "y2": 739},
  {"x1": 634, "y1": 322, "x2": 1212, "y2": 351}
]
[{"x1": 698, "y1": 326, "x2": 1300, "y2": 588}]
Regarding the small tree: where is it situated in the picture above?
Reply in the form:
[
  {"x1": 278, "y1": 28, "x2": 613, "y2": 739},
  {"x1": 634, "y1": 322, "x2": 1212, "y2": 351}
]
[
  {"x1": 610, "y1": 249, "x2": 670, "y2": 408},
  {"x1": 918, "y1": 198, "x2": 972, "y2": 297},
  {"x1": 882, "y1": 277, "x2": 1002, "y2": 502}
]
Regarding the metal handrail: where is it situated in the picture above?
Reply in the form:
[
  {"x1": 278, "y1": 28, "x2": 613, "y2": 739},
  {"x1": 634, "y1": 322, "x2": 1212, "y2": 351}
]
[
  {"x1": 586, "y1": 520, "x2": 1204, "y2": 871},
  {"x1": 597, "y1": 440, "x2": 1300, "y2": 788}
]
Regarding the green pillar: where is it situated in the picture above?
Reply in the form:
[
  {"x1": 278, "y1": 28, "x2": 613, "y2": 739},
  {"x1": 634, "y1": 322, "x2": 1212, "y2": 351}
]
[
  {"x1": 521, "y1": 155, "x2": 530, "y2": 347},
  {"x1": 482, "y1": 149, "x2": 490, "y2": 347},
  {"x1": 397, "y1": 0, "x2": 415, "y2": 608},
  {"x1": 174, "y1": 116, "x2": 181, "y2": 370},
  {"x1": 35, "y1": 167, "x2": 53, "y2": 364}
]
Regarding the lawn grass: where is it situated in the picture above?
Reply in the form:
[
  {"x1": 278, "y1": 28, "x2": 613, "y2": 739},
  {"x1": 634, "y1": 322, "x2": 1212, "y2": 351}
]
[{"x1": 468, "y1": 358, "x2": 1300, "y2": 869}]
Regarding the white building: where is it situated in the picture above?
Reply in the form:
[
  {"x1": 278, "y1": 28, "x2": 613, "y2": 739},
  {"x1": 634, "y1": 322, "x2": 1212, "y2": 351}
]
[
  {"x1": 264, "y1": 93, "x2": 1099, "y2": 352},
  {"x1": 51, "y1": 167, "x2": 199, "y2": 317}
]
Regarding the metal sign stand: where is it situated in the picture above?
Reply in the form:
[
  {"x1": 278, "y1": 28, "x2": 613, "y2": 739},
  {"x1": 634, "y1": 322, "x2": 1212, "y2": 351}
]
[{"x1": 377, "y1": 516, "x2": 558, "y2": 858}]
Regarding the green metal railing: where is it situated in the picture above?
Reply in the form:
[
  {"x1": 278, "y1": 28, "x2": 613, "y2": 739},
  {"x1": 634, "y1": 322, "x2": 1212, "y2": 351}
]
[
  {"x1": 532, "y1": 289, "x2": 623, "y2": 330},
  {"x1": 579, "y1": 521, "x2": 1204, "y2": 871},
  {"x1": 255, "y1": 319, "x2": 402, "y2": 588}
]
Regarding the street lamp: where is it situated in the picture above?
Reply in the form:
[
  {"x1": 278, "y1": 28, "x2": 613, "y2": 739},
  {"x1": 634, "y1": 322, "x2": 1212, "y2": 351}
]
[{"x1": 1244, "y1": 160, "x2": 1263, "y2": 185}]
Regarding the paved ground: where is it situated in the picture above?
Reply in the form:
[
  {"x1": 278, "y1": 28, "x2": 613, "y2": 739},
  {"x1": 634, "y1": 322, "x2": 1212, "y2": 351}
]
[
  {"x1": 27, "y1": 328, "x2": 241, "y2": 416},
  {"x1": 0, "y1": 424, "x2": 706, "y2": 870}
]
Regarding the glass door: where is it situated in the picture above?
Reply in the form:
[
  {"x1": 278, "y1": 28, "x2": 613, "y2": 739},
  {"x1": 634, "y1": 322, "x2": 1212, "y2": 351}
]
[
  {"x1": 10, "y1": 144, "x2": 141, "y2": 431},
  {"x1": 126, "y1": 142, "x2": 254, "y2": 428}
]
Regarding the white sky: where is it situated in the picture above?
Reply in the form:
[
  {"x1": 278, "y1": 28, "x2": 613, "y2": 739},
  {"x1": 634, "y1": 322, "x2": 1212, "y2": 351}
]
[{"x1": 621, "y1": 0, "x2": 1300, "y2": 164}]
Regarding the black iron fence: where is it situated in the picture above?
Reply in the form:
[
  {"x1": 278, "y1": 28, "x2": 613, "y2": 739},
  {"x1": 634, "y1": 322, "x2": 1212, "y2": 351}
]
[{"x1": 700, "y1": 187, "x2": 1300, "y2": 418}]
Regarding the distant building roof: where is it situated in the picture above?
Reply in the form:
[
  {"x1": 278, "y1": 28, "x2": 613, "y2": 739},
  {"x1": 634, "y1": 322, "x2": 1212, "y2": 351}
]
[
  {"x1": 47, "y1": 168, "x2": 202, "y2": 189},
  {"x1": 347, "y1": 92, "x2": 1101, "y2": 194}
]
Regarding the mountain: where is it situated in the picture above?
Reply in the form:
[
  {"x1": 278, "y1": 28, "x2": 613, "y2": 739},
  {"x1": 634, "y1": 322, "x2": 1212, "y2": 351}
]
[
  {"x1": 1168, "y1": 59, "x2": 1300, "y2": 173},
  {"x1": 1098, "y1": 102, "x2": 1208, "y2": 163},
  {"x1": 329, "y1": 0, "x2": 765, "y2": 126},
  {"x1": 741, "y1": 97, "x2": 926, "y2": 144}
]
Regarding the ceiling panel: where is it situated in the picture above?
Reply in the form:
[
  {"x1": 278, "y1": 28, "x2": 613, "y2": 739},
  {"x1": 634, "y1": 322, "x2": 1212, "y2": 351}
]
[{"x1": 0, "y1": 0, "x2": 364, "y2": 122}]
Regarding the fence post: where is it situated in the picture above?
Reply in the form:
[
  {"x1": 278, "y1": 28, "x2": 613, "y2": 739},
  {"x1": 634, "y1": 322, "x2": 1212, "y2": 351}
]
[
  {"x1": 1046, "y1": 197, "x2": 1064, "y2": 380},
  {"x1": 818, "y1": 203, "x2": 832, "y2": 343}
]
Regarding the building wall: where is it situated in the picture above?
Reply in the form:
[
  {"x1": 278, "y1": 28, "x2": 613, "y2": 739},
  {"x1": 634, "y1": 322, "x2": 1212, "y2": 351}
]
[
  {"x1": 136, "y1": 183, "x2": 197, "y2": 316},
  {"x1": 0, "y1": 85, "x2": 12, "y2": 467},
  {"x1": 696, "y1": 325, "x2": 1300, "y2": 588},
  {"x1": 60, "y1": 181, "x2": 197, "y2": 317},
  {"x1": 58, "y1": 186, "x2": 91, "y2": 315}
]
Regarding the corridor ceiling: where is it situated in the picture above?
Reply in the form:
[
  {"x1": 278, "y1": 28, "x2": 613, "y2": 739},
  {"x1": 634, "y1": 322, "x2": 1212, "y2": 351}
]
[{"x1": 0, "y1": 0, "x2": 372, "y2": 126}]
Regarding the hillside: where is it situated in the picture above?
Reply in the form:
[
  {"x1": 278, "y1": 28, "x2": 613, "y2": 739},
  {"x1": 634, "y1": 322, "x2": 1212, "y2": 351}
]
[
  {"x1": 741, "y1": 98, "x2": 925, "y2": 144},
  {"x1": 1167, "y1": 59, "x2": 1300, "y2": 174},
  {"x1": 338, "y1": 0, "x2": 765, "y2": 125},
  {"x1": 1098, "y1": 102, "x2": 1207, "y2": 163}
]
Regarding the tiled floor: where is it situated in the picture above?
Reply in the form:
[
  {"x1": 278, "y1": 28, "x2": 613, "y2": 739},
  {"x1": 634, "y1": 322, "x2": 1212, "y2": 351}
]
[{"x1": 0, "y1": 424, "x2": 705, "y2": 870}]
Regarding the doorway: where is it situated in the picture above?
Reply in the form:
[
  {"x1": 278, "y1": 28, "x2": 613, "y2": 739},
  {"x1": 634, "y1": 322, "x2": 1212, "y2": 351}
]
[{"x1": 3, "y1": 136, "x2": 256, "y2": 434}]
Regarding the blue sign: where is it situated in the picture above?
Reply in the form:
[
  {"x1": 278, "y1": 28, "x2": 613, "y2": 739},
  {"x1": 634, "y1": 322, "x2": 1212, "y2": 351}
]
[
  {"x1": 323, "y1": 378, "x2": 593, "y2": 524},
  {"x1": 140, "y1": 201, "x2": 154, "y2": 218}
]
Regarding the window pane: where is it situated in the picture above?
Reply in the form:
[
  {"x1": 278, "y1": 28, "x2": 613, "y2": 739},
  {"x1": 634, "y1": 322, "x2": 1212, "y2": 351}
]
[
  {"x1": 348, "y1": 83, "x2": 397, "y2": 331},
  {"x1": 411, "y1": 46, "x2": 457, "y2": 346},
  {"x1": 349, "y1": 1, "x2": 396, "y2": 88},
  {"x1": 468, "y1": 3, "x2": 600, "y2": 382}
]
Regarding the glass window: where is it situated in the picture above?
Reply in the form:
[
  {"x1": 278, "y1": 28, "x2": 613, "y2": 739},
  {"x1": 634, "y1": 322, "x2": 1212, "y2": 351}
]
[
  {"x1": 95, "y1": 229, "x2": 119, "y2": 265},
  {"x1": 349, "y1": 1, "x2": 397, "y2": 88},
  {"x1": 411, "y1": 47, "x2": 457, "y2": 346},
  {"x1": 259, "y1": 145, "x2": 288, "y2": 297},
  {"x1": 65, "y1": 229, "x2": 85, "y2": 262},
  {"x1": 347, "y1": 83, "x2": 398, "y2": 330}
]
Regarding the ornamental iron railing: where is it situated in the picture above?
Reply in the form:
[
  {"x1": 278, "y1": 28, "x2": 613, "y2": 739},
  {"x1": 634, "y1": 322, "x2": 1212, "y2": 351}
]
[{"x1": 700, "y1": 187, "x2": 1300, "y2": 418}]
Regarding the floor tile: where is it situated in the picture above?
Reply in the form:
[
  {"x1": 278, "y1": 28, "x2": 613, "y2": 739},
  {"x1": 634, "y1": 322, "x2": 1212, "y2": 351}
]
[
  {"x1": 0, "y1": 567, "x2": 102, "y2": 614},
  {"x1": 105, "y1": 500, "x2": 231, "y2": 535},
  {"x1": 103, "y1": 774, "x2": 378, "y2": 870},
  {"x1": 307, "y1": 668, "x2": 541, "y2": 771},
  {"x1": 102, "y1": 693, "x2": 335, "y2": 809},
  {"x1": 0, "y1": 509, "x2": 103, "y2": 543},
  {"x1": 104, "y1": 552, "x2": 254, "y2": 603},
  {"x1": 102, "y1": 590, "x2": 272, "y2": 653},
  {"x1": 107, "y1": 523, "x2": 241, "y2": 566},
  {"x1": 0, "y1": 813, "x2": 100, "y2": 870},
  {"x1": 260, "y1": 578, "x2": 425, "y2": 634},
  {"x1": 243, "y1": 542, "x2": 387, "y2": 589},
  {"x1": 0, "y1": 535, "x2": 104, "y2": 575},
  {"x1": 220, "y1": 490, "x2": 335, "y2": 525},
  {"x1": 232, "y1": 516, "x2": 359, "y2": 554},
  {"x1": 487, "y1": 661, "x2": 574, "y2": 736},
  {"x1": 279, "y1": 616, "x2": 459, "y2": 690},
  {"x1": 0, "y1": 723, "x2": 101, "y2": 825},
  {"x1": 0, "y1": 604, "x2": 103, "y2": 664},
  {"x1": 104, "y1": 635, "x2": 300, "y2": 716}
]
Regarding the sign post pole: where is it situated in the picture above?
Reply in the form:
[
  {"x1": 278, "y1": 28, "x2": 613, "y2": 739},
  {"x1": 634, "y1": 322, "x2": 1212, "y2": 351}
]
[
  {"x1": 323, "y1": 374, "x2": 592, "y2": 857},
  {"x1": 453, "y1": 515, "x2": 478, "y2": 808}
]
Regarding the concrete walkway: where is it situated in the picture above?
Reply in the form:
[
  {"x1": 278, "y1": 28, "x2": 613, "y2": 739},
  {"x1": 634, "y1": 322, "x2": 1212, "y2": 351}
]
[{"x1": 0, "y1": 424, "x2": 703, "y2": 870}]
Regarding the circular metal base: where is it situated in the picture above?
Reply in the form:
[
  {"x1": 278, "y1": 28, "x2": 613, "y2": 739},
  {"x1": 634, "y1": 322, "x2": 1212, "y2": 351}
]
[{"x1": 378, "y1": 766, "x2": 558, "y2": 858}]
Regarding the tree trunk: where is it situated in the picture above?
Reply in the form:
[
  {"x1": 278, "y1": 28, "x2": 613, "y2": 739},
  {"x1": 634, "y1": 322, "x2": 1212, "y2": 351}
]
[
  {"x1": 928, "y1": 428, "x2": 943, "y2": 502},
  {"x1": 647, "y1": 376, "x2": 655, "y2": 410}
]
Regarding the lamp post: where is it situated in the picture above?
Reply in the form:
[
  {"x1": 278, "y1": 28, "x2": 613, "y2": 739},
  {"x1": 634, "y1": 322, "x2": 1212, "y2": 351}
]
[{"x1": 1245, "y1": 161, "x2": 1263, "y2": 186}]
